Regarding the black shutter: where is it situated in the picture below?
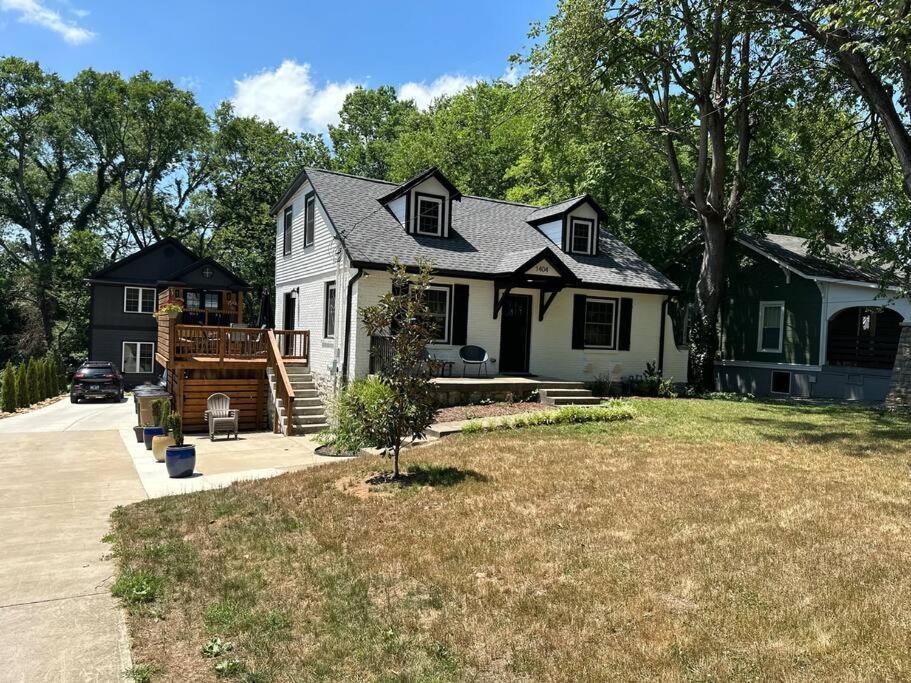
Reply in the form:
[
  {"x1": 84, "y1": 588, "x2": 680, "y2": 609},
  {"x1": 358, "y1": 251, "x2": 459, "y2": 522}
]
[
  {"x1": 618, "y1": 297, "x2": 633, "y2": 350},
  {"x1": 452, "y1": 284, "x2": 469, "y2": 346},
  {"x1": 572, "y1": 294, "x2": 587, "y2": 349}
]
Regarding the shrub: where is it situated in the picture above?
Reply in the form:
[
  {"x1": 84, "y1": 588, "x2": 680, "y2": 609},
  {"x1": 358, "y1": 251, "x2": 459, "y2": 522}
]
[
  {"x1": 1, "y1": 361, "x2": 16, "y2": 413},
  {"x1": 26, "y1": 358, "x2": 41, "y2": 404},
  {"x1": 168, "y1": 412, "x2": 184, "y2": 446},
  {"x1": 462, "y1": 401, "x2": 635, "y2": 433},
  {"x1": 44, "y1": 356, "x2": 57, "y2": 398},
  {"x1": 151, "y1": 398, "x2": 170, "y2": 428},
  {"x1": 584, "y1": 373, "x2": 615, "y2": 397},
  {"x1": 15, "y1": 362, "x2": 29, "y2": 408},
  {"x1": 320, "y1": 375, "x2": 396, "y2": 455},
  {"x1": 630, "y1": 361, "x2": 678, "y2": 398}
]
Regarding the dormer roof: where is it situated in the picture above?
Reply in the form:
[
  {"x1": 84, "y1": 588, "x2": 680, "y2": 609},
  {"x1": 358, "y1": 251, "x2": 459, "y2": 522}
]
[
  {"x1": 288, "y1": 168, "x2": 679, "y2": 294},
  {"x1": 377, "y1": 166, "x2": 463, "y2": 204},
  {"x1": 526, "y1": 194, "x2": 609, "y2": 225}
]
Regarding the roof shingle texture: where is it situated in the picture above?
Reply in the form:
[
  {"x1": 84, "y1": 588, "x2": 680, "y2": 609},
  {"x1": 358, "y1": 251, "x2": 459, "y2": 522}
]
[
  {"x1": 739, "y1": 233, "x2": 888, "y2": 284},
  {"x1": 306, "y1": 169, "x2": 678, "y2": 292}
]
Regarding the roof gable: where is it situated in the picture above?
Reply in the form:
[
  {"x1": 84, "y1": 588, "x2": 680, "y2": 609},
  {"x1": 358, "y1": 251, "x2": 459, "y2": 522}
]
[
  {"x1": 527, "y1": 194, "x2": 609, "y2": 226},
  {"x1": 162, "y1": 257, "x2": 250, "y2": 289},
  {"x1": 92, "y1": 238, "x2": 198, "y2": 283},
  {"x1": 377, "y1": 167, "x2": 463, "y2": 204}
]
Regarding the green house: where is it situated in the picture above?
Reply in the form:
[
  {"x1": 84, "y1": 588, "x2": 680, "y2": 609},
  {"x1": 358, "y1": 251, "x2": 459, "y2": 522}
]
[{"x1": 667, "y1": 233, "x2": 909, "y2": 400}]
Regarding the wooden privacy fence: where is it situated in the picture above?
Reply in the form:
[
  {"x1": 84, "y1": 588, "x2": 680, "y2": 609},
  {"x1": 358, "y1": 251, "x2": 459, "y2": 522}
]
[{"x1": 179, "y1": 376, "x2": 267, "y2": 432}]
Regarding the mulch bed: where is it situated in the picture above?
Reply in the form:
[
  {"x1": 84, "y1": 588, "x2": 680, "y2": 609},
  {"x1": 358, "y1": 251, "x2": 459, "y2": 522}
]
[{"x1": 434, "y1": 401, "x2": 555, "y2": 423}]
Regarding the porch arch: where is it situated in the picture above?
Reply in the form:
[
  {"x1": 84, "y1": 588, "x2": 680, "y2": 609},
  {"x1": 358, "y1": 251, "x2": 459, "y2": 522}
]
[{"x1": 826, "y1": 306, "x2": 904, "y2": 369}]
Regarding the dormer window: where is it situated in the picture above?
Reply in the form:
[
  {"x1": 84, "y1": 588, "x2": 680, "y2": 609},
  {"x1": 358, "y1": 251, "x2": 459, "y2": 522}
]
[
  {"x1": 416, "y1": 194, "x2": 444, "y2": 236},
  {"x1": 570, "y1": 218, "x2": 594, "y2": 255}
]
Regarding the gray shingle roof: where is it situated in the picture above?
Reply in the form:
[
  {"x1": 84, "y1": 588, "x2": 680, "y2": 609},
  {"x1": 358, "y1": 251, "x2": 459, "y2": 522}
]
[
  {"x1": 306, "y1": 168, "x2": 679, "y2": 293},
  {"x1": 526, "y1": 196, "x2": 587, "y2": 224},
  {"x1": 738, "y1": 233, "x2": 888, "y2": 284}
]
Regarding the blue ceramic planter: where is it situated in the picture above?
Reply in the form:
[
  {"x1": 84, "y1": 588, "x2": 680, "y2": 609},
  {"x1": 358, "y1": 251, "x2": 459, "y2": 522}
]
[
  {"x1": 165, "y1": 445, "x2": 196, "y2": 478},
  {"x1": 143, "y1": 426, "x2": 164, "y2": 450}
]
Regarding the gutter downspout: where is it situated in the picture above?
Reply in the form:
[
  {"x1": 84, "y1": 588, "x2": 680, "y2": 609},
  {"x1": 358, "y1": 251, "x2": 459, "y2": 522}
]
[
  {"x1": 341, "y1": 268, "x2": 364, "y2": 385},
  {"x1": 658, "y1": 297, "x2": 668, "y2": 376}
]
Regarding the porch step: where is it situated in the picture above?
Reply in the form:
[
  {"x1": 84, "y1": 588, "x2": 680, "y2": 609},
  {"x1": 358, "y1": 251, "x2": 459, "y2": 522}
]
[
  {"x1": 541, "y1": 396, "x2": 602, "y2": 406},
  {"x1": 291, "y1": 405, "x2": 325, "y2": 416},
  {"x1": 538, "y1": 384, "x2": 600, "y2": 405}
]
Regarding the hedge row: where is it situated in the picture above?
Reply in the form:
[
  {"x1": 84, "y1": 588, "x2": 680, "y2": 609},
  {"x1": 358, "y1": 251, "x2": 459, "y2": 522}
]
[
  {"x1": 461, "y1": 400, "x2": 636, "y2": 434},
  {"x1": 1, "y1": 354, "x2": 68, "y2": 413}
]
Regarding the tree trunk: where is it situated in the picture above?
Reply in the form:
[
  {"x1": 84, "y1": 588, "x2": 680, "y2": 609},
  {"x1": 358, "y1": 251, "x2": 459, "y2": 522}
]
[
  {"x1": 689, "y1": 215, "x2": 727, "y2": 391},
  {"x1": 35, "y1": 264, "x2": 55, "y2": 351},
  {"x1": 393, "y1": 443, "x2": 400, "y2": 479}
]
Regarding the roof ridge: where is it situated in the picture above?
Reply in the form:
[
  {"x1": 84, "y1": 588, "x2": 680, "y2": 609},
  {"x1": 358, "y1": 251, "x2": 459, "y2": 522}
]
[
  {"x1": 306, "y1": 167, "x2": 399, "y2": 186},
  {"x1": 461, "y1": 194, "x2": 540, "y2": 208}
]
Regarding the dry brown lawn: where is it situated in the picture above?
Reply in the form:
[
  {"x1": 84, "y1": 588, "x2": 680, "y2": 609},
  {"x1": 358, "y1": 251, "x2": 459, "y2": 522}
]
[{"x1": 110, "y1": 399, "x2": 911, "y2": 682}]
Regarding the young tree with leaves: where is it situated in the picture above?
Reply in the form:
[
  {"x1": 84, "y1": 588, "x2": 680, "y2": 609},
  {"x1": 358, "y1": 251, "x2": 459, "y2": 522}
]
[
  {"x1": 359, "y1": 259, "x2": 439, "y2": 478},
  {"x1": 1, "y1": 361, "x2": 16, "y2": 413}
]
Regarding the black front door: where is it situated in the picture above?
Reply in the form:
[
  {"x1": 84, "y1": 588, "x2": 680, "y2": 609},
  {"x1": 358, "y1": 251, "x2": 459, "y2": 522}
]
[
  {"x1": 283, "y1": 293, "x2": 296, "y2": 355},
  {"x1": 499, "y1": 294, "x2": 532, "y2": 374}
]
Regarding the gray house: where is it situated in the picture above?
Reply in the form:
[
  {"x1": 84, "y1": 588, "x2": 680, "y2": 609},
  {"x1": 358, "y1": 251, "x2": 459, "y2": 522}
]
[{"x1": 87, "y1": 238, "x2": 249, "y2": 387}]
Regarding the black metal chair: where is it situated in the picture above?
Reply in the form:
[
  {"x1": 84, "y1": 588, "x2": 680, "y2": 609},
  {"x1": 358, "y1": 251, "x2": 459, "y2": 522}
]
[{"x1": 459, "y1": 345, "x2": 490, "y2": 377}]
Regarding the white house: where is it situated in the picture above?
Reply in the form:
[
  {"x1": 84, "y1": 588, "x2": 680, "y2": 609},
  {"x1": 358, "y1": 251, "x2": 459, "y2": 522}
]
[{"x1": 271, "y1": 167, "x2": 688, "y2": 394}]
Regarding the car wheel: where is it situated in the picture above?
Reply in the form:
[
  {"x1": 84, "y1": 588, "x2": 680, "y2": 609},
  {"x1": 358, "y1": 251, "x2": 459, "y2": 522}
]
[{"x1": 70, "y1": 395, "x2": 78, "y2": 404}]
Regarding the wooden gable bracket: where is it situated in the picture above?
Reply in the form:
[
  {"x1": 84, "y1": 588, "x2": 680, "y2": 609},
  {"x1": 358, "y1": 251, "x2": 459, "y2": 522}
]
[
  {"x1": 493, "y1": 283, "x2": 513, "y2": 319},
  {"x1": 538, "y1": 287, "x2": 562, "y2": 321}
]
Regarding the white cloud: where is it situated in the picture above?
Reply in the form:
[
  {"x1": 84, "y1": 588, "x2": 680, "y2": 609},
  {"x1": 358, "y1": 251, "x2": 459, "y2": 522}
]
[
  {"x1": 398, "y1": 74, "x2": 482, "y2": 110},
  {"x1": 231, "y1": 60, "x2": 358, "y2": 133},
  {"x1": 0, "y1": 0, "x2": 94, "y2": 44},
  {"x1": 500, "y1": 65, "x2": 522, "y2": 86}
]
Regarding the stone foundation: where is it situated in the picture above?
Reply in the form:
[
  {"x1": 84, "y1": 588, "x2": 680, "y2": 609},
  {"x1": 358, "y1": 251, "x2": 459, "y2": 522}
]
[{"x1": 886, "y1": 323, "x2": 911, "y2": 409}]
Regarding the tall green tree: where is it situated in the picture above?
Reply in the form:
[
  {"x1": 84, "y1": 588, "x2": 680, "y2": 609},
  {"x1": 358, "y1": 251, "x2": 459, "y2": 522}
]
[
  {"x1": 329, "y1": 86, "x2": 418, "y2": 180},
  {"x1": 0, "y1": 58, "x2": 121, "y2": 348},
  {"x1": 26, "y1": 357, "x2": 41, "y2": 404},
  {"x1": 1, "y1": 360, "x2": 16, "y2": 413},
  {"x1": 206, "y1": 103, "x2": 331, "y2": 318},
  {"x1": 528, "y1": 0, "x2": 796, "y2": 388}
]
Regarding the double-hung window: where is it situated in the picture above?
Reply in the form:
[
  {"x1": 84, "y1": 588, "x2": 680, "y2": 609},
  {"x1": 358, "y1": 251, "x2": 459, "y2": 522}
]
[
  {"x1": 416, "y1": 195, "x2": 444, "y2": 236},
  {"x1": 584, "y1": 297, "x2": 617, "y2": 348},
  {"x1": 304, "y1": 193, "x2": 315, "y2": 247},
  {"x1": 324, "y1": 282, "x2": 336, "y2": 338},
  {"x1": 124, "y1": 286, "x2": 156, "y2": 314},
  {"x1": 423, "y1": 286, "x2": 450, "y2": 343},
  {"x1": 283, "y1": 205, "x2": 293, "y2": 255},
  {"x1": 758, "y1": 301, "x2": 785, "y2": 353},
  {"x1": 569, "y1": 218, "x2": 594, "y2": 255},
  {"x1": 122, "y1": 341, "x2": 154, "y2": 374}
]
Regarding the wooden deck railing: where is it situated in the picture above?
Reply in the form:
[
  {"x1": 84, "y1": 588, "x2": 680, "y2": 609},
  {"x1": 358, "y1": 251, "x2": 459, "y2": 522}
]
[
  {"x1": 266, "y1": 330, "x2": 296, "y2": 435},
  {"x1": 173, "y1": 325, "x2": 269, "y2": 361},
  {"x1": 180, "y1": 308, "x2": 241, "y2": 327},
  {"x1": 274, "y1": 330, "x2": 310, "y2": 360}
]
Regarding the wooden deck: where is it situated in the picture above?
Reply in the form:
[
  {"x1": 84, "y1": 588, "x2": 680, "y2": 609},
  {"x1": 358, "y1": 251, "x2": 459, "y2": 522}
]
[{"x1": 156, "y1": 313, "x2": 310, "y2": 435}]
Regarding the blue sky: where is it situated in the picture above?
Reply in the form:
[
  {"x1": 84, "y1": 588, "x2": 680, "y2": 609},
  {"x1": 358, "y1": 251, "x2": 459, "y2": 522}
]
[{"x1": 1, "y1": 0, "x2": 555, "y2": 132}]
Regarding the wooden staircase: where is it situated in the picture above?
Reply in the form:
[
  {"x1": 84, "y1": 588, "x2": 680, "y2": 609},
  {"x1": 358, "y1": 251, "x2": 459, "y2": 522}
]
[
  {"x1": 538, "y1": 382, "x2": 601, "y2": 406},
  {"x1": 267, "y1": 364, "x2": 328, "y2": 435}
]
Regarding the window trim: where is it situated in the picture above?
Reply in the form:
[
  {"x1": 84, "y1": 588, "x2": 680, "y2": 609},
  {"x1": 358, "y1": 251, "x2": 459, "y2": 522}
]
[
  {"x1": 569, "y1": 217, "x2": 595, "y2": 255},
  {"x1": 424, "y1": 284, "x2": 452, "y2": 345},
  {"x1": 121, "y1": 341, "x2": 155, "y2": 374},
  {"x1": 303, "y1": 192, "x2": 315, "y2": 248},
  {"x1": 758, "y1": 300, "x2": 786, "y2": 353},
  {"x1": 282, "y1": 205, "x2": 293, "y2": 256},
  {"x1": 770, "y1": 370, "x2": 792, "y2": 395},
  {"x1": 583, "y1": 296, "x2": 619, "y2": 349},
  {"x1": 415, "y1": 192, "x2": 445, "y2": 236},
  {"x1": 123, "y1": 286, "x2": 156, "y2": 314},
  {"x1": 324, "y1": 281, "x2": 336, "y2": 339}
]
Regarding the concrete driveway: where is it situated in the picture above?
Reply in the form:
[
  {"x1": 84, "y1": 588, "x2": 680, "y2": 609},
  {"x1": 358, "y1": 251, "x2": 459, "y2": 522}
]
[{"x1": 0, "y1": 399, "x2": 145, "y2": 682}]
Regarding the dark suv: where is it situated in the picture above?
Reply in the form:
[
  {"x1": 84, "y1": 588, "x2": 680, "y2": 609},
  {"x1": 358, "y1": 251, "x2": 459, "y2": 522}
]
[{"x1": 70, "y1": 361, "x2": 124, "y2": 403}]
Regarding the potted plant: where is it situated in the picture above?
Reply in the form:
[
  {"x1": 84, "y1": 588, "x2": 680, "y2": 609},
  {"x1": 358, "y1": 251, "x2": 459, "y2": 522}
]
[
  {"x1": 150, "y1": 399, "x2": 174, "y2": 462},
  {"x1": 165, "y1": 412, "x2": 195, "y2": 478},
  {"x1": 159, "y1": 301, "x2": 183, "y2": 319},
  {"x1": 142, "y1": 398, "x2": 167, "y2": 450}
]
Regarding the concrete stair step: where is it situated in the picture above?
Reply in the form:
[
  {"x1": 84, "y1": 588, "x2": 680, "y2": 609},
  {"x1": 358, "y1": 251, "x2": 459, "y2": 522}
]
[
  {"x1": 539, "y1": 389, "x2": 593, "y2": 398},
  {"x1": 290, "y1": 405, "x2": 325, "y2": 416},
  {"x1": 541, "y1": 396, "x2": 602, "y2": 406},
  {"x1": 293, "y1": 414, "x2": 327, "y2": 425},
  {"x1": 536, "y1": 382, "x2": 588, "y2": 389}
]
